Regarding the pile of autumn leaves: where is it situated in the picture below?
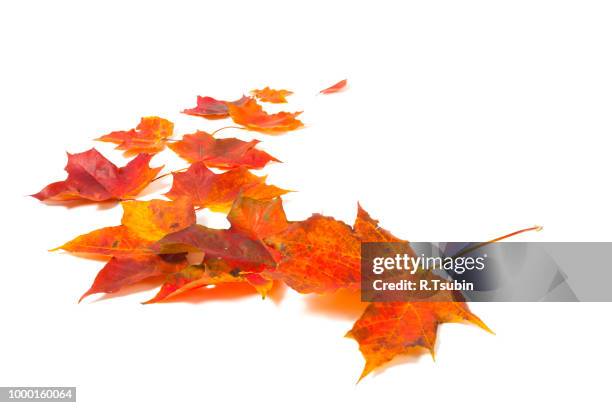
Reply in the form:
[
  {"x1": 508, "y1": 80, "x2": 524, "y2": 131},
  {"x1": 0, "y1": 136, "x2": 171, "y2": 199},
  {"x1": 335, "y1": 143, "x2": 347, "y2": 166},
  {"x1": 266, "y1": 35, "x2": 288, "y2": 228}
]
[{"x1": 32, "y1": 80, "x2": 489, "y2": 381}]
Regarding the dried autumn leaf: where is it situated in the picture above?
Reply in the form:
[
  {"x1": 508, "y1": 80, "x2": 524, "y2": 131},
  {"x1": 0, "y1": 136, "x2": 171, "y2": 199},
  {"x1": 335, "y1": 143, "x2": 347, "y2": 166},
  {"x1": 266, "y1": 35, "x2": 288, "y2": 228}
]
[
  {"x1": 347, "y1": 204, "x2": 489, "y2": 380},
  {"x1": 250, "y1": 87, "x2": 293, "y2": 103},
  {"x1": 54, "y1": 198, "x2": 196, "y2": 256},
  {"x1": 168, "y1": 131, "x2": 280, "y2": 169},
  {"x1": 320, "y1": 79, "x2": 347, "y2": 94},
  {"x1": 32, "y1": 148, "x2": 162, "y2": 203},
  {"x1": 153, "y1": 224, "x2": 276, "y2": 271},
  {"x1": 347, "y1": 297, "x2": 491, "y2": 381},
  {"x1": 96, "y1": 116, "x2": 174, "y2": 154},
  {"x1": 264, "y1": 214, "x2": 361, "y2": 293},
  {"x1": 165, "y1": 162, "x2": 289, "y2": 212},
  {"x1": 80, "y1": 253, "x2": 188, "y2": 302},
  {"x1": 228, "y1": 98, "x2": 303, "y2": 134},
  {"x1": 182, "y1": 95, "x2": 249, "y2": 119}
]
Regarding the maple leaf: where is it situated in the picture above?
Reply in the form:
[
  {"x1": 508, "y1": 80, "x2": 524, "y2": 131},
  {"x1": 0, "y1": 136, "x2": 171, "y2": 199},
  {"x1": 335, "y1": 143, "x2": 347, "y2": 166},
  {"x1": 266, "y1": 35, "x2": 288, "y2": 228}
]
[
  {"x1": 79, "y1": 253, "x2": 188, "y2": 302},
  {"x1": 264, "y1": 214, "x2": 361, "y2": 293},
  {"x1": 54, "y1": 198, "x2": 196, "y2": 256},
  {"x1": 168, "y1": 131, "x2": 280, "y2": 169},
  {"x1": 96, "y1": 116, "x2": 174, "y2": 154},
  {"x1": 251, "y1": 87, "x2": 293, "y2": 103},
  {"x1": 346, "y1": 204, "x2": 490, "y2": 381},
  {"x1": 347, "y1": 297, "x2": 491, "y2": 381},
  {"x1": 32, "y1": 148, "x2": 162, "y2": 203},
  {"x1": 320, "y1": 79, "x2": 347, "y2": 94},
  {"x1": 165, "y1": 162, "x2": 290, "y2": 212},
  {"x1": 228, "y1": 98, "x2": 303, "y2": 134},
  {"x1": 182, "y1": 95, "x2": 249, "y2": 119}
]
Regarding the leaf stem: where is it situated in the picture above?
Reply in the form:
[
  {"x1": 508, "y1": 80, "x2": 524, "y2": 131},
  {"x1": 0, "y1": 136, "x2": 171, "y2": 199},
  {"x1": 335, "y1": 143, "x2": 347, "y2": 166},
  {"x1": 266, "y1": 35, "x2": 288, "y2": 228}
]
[
  {"x1": 453, "y1": 225, "x2": 543, "y2": 258},
  {"x1": 211, "y1": 126, "x2": 247, "y2": 136},
  {"x1": 151, "y1": 167, "x2": 190, "y2": 182}
]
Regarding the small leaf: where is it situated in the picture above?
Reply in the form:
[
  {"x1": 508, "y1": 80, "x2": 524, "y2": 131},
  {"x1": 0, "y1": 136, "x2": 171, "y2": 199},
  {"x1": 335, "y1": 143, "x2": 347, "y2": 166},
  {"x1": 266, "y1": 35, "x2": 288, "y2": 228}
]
[
  {"x1": 168, "y1": 131, "x2": 280, "y2": 169},
  {"x1": 228, "y1": 98, "x2": 303, "y2": 134},
  {"x1": 320, "y1": 79, "x2": 347, "y2": 94},
  {"x1": 182, "y1": 95, "x2": 249, "y2": 119},
  {"x1": 165, "y1": 162, "x2": 289, "y2": 212},
  {"x1": 96, "y1": 116, "x2": 173, "y2": 154},
  {"x1": 251, "y1": 87, "x2": 293, "y2": 103}
]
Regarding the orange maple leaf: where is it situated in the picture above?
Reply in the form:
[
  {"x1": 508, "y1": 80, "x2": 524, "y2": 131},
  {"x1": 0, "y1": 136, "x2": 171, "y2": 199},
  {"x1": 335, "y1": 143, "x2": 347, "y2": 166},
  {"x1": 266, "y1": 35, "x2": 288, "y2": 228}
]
[
  {"x1": 96, "y1": 116, "x2": 174, "y2": 154},
  {"x1": 165, "y1": 162, "x2": 290, "y2": 212},
  {"x1": 228, "y1": 98, "x2": 303, "y2": 134},
  {"x1": 347, "y1": 297, "x2": 491, "y2": 381},
  {"x1": 347, "y1": 204, "x2": 490, "y2": 381},
  {"x1": 168, "y1": 131, "x2": 280, "y2": 169},
  {"x1": 251, "y1": 86, "x2": 293, "y2": 103}
]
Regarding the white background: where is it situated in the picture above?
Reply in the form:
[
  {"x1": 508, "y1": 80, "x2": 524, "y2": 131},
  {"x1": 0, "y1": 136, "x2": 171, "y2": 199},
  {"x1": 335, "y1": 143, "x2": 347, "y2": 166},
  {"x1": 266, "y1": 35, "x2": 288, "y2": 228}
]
[{"x1": 1, "y1": 1, "x2": 611, "y2": 407}]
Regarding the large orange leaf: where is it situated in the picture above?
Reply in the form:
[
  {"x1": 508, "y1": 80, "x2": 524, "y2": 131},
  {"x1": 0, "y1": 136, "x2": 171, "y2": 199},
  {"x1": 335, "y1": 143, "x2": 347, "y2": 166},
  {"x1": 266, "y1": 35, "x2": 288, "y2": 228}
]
[
  {"x1": 228, "y1": 98, "x2": 303, "y2": 134},
  {"x1": 165, "y1": 162, "x2": 289, "y2": 212},
  {"x1": 347, "y1": 297, "x2": 491, "y2": 381},
  {"x1": 182, "y1": 95, "x2": 249, "y2": 119},
  {"x1": 96, "y1": 116, "x2": 173, "y2": 154},
  {"x1": 54, "y1": 198, "x2": 196, "y2": 256},
  {"x1": 168, "y1": 131, "x2": 280, "y2": 169},
  {"x1": 264, "y1": 214, "x2": 361, "y2": 293},
  {"x1": 32, "y1": 148, "x2": 162, "y2": 202},
  {"x1": 251, "y1": 87, "x2": 293, "y2": 103},
  {"x1": 347, "y1": 204, "x2": 489, "y2": 380}
]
